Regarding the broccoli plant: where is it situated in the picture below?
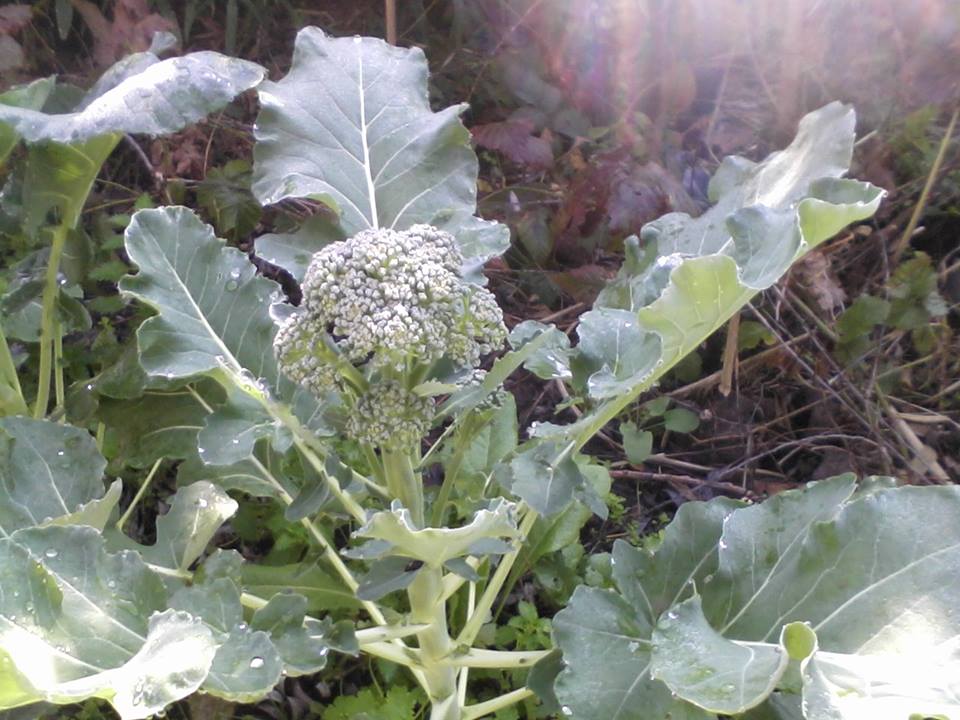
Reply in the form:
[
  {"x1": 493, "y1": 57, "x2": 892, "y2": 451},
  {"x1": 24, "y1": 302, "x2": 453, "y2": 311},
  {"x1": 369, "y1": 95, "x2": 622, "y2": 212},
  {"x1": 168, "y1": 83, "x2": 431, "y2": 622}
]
[{"x1": 1, "y1": 25, "x2": 959, "y2": 720}]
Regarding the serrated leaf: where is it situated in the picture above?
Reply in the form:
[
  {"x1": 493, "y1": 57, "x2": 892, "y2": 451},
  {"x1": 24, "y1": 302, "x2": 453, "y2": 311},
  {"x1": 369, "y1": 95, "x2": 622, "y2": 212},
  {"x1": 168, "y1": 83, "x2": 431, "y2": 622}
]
[
  {"x1": 0, "y1": 53, "x2": 264, "y2": 145},
  {"x1": 0, "y1": 526, "x2": 217, "y2": 718},
  {"x1": 0, "y1": 417, "x2": 108, "y2": 534},
  {"x1": 143, "y1": 482, "x2": 237, "y2": 572},
  {"x1": 252, "y1": 27, "x2": 506, "y2": 266}
]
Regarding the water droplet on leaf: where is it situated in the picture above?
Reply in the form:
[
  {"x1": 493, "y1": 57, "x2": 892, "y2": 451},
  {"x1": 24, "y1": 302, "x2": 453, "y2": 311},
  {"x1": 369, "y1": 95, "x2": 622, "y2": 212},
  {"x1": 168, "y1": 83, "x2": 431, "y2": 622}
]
[
  {"x1": 44, "y1": 548, "x2": 58, "y2": 558},
  {"x1": 249, "y1": 656, "x2": 264, "y2": 669}
]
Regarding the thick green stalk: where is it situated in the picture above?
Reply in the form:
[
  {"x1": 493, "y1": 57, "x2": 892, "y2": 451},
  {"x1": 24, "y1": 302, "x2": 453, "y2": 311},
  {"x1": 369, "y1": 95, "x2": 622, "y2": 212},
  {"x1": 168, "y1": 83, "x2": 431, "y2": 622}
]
[
  {"x1": 0, "y1": 323, "x2": 27, "y2": 416},
  {"x1": 457, "y1": 508, "x2": 538, "y2": 647},
  {"x1": 408, "y1": 567, "x2": 460, "y2": 720},
  {"x1": 382, "y1": 448, "x2": 423, "y2": 526},
  {"x1": 33, "y1": 225, "x2": 68, "y2": 418}
]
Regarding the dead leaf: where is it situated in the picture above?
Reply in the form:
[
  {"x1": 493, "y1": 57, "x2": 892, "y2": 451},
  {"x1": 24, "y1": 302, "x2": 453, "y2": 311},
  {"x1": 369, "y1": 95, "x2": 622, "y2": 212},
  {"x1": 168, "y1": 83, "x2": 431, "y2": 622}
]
[
  {"x1": 473, "y1": 117, "x2": 553, "y2": 169},
  {"x1": 793, "y1": 251, "x2": 846, "y2": 313},
  {"x1": 72, "y1": 0, "x2": 176, "y2": 68},
  {"x1": 607, "y1": 162, "x2": 699, "y2": 234},
  {"x1": 0, "y1": 5, "x2": 32, "y2": 35}
]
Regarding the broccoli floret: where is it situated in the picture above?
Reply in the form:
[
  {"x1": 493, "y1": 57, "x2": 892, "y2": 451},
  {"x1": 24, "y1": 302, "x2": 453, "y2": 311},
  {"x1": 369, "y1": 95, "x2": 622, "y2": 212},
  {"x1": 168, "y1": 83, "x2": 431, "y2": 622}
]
[
  {"x1": 274, "y1": 224, "x2": 506, "y2": 448},
  {"x1": 346, "y1": 380, "x2": 433, "y2": 450}
]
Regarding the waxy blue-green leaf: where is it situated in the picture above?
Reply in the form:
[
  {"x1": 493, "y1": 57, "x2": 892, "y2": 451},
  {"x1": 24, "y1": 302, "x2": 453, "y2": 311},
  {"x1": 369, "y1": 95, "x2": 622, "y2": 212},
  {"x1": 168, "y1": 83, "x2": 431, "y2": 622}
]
[
  {"x1": 0, "y1": 417, "x2": 108, "y2": 535},
  {"x1": 142, "y1": 482, "x2": 237, "y2": 572},
  {"x1": 252, "y1": 27, "x2": 508, "y2": 265},
  {"x1": 241, "y1": 562, "x2": 360, "y2": 613},
  {"x1": 497, "y1": 443, "x2": 607, "y2": 519},
  {"x1": 559, "y1": 478, "x2": 960, "y2": 719},
  {"x1": 554, "y1": 498, "x2": 740, "y2": 720},
  {"x1": 0, "y1": 526, "x2": 217, "y2": 718},
  {"x1": 251, "y1": 592, "x2": 332, "y2": 676},
  {"x1": 98, "y1": 387, "x2": 216, "y2": 469},
  {"x1": 0, "y1": 78, "x2": 54, "y2": 164},
  {"x1": 0, "y1": 53, "x2": 264, "y2": 145},
  {"x1": 353, "y1": 498, "x2": 520, "y2": 567},
  {"x1": 570, "y1": 103, "x2": 883, "y2": 409},
  {"x1": 119, "y1": 206, "x2": 325, "y2": 462},
  {"x1": 650, "y1": 596, "x2": 790, "y2": 714},
  {"x1": 254, "y1": 214, "x2": 344, "y2": 282}
]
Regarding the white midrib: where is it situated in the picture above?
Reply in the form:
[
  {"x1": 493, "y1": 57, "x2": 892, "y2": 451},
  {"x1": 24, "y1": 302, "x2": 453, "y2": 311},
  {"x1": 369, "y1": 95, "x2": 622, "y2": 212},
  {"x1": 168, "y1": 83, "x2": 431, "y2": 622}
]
[{"x1": 356, "y1": 47, "x2": 379, "y2": 229}]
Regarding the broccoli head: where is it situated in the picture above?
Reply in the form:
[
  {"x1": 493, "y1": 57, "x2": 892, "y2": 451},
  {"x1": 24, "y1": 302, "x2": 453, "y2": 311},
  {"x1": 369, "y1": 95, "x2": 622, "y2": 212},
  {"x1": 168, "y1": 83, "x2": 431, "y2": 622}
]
[{"x1": 274, "y1": 224, "x2": 507, "y2": 448}]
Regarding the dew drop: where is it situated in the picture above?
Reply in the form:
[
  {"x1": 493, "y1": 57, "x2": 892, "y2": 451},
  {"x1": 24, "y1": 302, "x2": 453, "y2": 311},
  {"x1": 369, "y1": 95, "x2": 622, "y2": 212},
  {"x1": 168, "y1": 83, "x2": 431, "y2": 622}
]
[
  {"x1": 719, "y1": 540, "x2": 728, "y2": 550},
  {"x1": 627, "y1": 641, "x2": 640, "y2": 653},
  {"x1": 229, "y1": 268, "x2": 241, "y2": 280},
  {"x1": 86, "y1": 384, "x2": 94, "y2": 391},
  {"x1": 353, "y1": 35, "x2": 362, "y2": 43},
  {"x1": 107, "y1": 580, "x2": 117, "y2": 589},
  {"x1": 198, "y1": 447, "x2": 206, "y2": 454},
  {"x1": 195, "y1": 498, "x2": 209, "y2": 509},
  {"x1": 231, "y1": 438, "x2": 239, "y2": 445},
  {"x1": 722, "y1": 683, "x2": 736, "y2": 693},
  {"x1": 236, "y1": 622, "x2": 248, "y2": 631},
  {"x1": 24, "y1": 602, "x2": 34, "y2": 612},
  {"x1": 561, "y1": 706, "x2": 573, "y2": 716},
  {"x1": 225, "y1": 280, "x2": 239, "y2": 291},
  {"x1": 44, "y1": 548, "x2": 58, "y2": 558},
  {"x1": 249, "y1": 656, "x2": 264, "y2": 669},
  {"x1": 56, "y1": 450, "x2": 64, "y2": 457}
]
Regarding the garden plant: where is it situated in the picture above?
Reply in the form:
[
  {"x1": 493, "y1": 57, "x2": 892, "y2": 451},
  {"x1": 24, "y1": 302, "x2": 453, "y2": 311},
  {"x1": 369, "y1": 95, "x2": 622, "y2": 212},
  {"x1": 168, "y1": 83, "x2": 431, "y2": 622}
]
[{"x1": 1, "y1": 24, "x2": 958, "y2": 720}]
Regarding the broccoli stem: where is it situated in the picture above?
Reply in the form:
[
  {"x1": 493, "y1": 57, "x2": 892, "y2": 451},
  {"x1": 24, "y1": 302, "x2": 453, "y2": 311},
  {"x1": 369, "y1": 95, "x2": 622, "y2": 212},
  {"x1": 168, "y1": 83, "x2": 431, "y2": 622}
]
[
  {"x1": 382, "y1": 447, "x2": 424, "y2": 527},
  {"x1": 408, "y1": 566, "x2": 460, "y2": 720}
]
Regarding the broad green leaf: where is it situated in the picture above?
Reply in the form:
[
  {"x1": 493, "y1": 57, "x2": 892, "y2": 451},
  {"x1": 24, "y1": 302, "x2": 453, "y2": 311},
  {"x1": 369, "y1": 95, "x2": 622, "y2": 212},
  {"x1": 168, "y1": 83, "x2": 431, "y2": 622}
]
[
  {"x1": 621, "y1": 422, "x2": 653, "y2": 464},
  {"x1": 650, "y1": 596, "x2": 789, "y2": 714},
  {"x1": 119, "y1": 206, "x2": 323, "y2": 461},
  {"x1": 120, "y1": 207, "x2": 284, "y2": 382},
  {"x1": 252, "y1": 27, "x2": 508, "y2": 264},
  {"x1": 99, "y1": 387, "x2": 216, "y2": 468},
  {"x1": 142, "y1": 482, "x2": 237, "y2": 572},
  {"x1": 0, "y1": 53, "x2": 265, "y2": 145},
  {"x1": 0, "y1": 526, "x2": 217, "y2": 718},
  {"x1": 801, "y1": 639, "x2": 960, "y2": 720},
  {"x1": 554, "y1": 498, "x2": 741, "y2": 719},
  {"x1": 565, "y1": 479, "x2": 960, "y2": 719},
  {"x1": 568, "y1": 103, "x2": 883, "y2": 415},
  {"x1": 0, "y1": 417, "x2": 108, "y2": 534},
  {"x1": 353, "y1": 499, "x2": 520, "y2": 567},
  {"x1": 0, "y1": 78, "x2": 54, "y2": 164},
  {"x1": 41, "y1": 480, "x2": 122, "y2": 532},
  {"x1": 497, "y1": 443, "x2": 607, "y2": 519},
  {"x1": 177, "y1": 449, "x2": 283, "y2": 498},
  {"x1": 251, "y1": 592, "x2": 332, "y2": 676},
  {"x1": 575, "y1": 308, "x2": 661, "y2": 399},
  {"x1": 240, "y1": 562, "x2": 360, "y2": 613},
  {"x1": 202, "y1": 626, "x2": 281, "y2": 703},
  {"x1": 254, "y1": 214, "x2": 344, "y2": 282}
]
